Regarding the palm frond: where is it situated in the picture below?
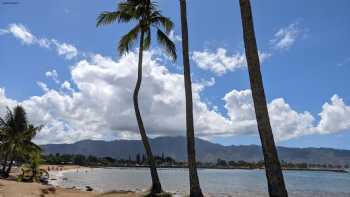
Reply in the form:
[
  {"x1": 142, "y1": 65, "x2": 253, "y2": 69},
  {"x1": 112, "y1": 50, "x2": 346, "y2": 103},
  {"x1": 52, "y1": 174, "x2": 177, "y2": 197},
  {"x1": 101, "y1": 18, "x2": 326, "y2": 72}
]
[
  {"x1": 0, "y1": 116, "x2": 7, "y2": 127},
  {"x1": 157, "y1": 29, "x2": 177, "y2": 61},
  {"x1": 143, "y1": 28, "x2": 151, "y2": 50},
  {"x1": 97, "y1": 11, "x2": 121, "y2": 27},
  {"x1": 152, "y1": 16, "x2": 173, "y2": 34},
  {"x1": 97, "y1": 11, "x2": 135, "y2": 27},
  {"x1": 14, "y1": 105, "x2": 28, "y2": 134},
  {"x1": 118, "y1": 24, "x2": 141, "y2": 55}
]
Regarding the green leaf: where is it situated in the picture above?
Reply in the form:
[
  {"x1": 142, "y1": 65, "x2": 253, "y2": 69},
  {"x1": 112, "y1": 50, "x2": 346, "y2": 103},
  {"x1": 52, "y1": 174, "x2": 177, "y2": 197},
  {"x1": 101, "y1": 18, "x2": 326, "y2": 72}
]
[{"x1": 157, "y1": 29, "x2": 177, "y2": 61}]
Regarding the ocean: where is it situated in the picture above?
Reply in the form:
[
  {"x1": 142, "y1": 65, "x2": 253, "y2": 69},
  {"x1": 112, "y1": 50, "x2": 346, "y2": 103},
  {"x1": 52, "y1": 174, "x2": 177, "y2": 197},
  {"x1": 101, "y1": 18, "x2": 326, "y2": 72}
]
[{"x1": 50, "y1": 167, "x2": 350, "y2": 197}]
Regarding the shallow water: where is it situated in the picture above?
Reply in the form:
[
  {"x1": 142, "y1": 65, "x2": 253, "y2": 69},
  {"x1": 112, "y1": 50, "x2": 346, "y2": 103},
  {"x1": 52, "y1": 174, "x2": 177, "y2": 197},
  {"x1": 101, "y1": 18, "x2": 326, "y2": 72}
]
[{"x1": 52, "y1": 167, "x2": 350, "y2": 197}]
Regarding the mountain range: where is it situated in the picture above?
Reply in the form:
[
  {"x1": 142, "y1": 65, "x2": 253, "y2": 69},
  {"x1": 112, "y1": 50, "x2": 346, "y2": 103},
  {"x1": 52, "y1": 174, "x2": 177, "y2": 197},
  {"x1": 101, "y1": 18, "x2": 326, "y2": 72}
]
[{"x1": 41, "y1": 136, "x2": 350, "y2": 165}]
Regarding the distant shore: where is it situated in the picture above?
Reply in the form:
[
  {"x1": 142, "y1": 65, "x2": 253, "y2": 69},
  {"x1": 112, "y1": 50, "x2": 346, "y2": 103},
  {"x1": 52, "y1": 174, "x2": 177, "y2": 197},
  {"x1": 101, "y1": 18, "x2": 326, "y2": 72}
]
[
  {"x1": 41, "y1": 164, "x2": 89, "y2": 172},
  {"x1": 90, "y1": 164, "x2": 349, "y2": 173}
]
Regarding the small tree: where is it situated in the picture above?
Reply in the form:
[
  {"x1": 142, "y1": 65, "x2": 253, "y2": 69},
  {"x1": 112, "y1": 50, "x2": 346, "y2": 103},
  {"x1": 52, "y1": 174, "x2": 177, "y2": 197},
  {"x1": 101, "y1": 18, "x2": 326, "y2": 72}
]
[{"x1": 0, "y1": 106, "x2": 42, "y2": 178}]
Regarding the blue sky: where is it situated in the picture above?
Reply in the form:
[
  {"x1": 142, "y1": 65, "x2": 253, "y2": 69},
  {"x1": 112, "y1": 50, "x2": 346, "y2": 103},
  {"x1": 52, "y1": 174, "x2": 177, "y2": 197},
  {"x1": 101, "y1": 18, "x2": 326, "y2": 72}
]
[{"x1": 0, "y1": 0, "x2": 350, "y2": 149}]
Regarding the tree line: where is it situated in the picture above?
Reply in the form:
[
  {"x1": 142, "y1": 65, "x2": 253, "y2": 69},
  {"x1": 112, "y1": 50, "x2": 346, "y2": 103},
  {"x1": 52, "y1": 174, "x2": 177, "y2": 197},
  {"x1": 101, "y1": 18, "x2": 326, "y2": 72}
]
[{"x1": 42, "y1": 153, "x2": 349, "y2": 170}]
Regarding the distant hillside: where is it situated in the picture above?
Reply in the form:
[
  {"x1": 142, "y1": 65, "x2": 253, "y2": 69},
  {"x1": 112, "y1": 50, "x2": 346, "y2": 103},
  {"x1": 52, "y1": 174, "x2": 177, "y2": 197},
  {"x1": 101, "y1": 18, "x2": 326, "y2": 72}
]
[{"x1": 41, "y1": 136, "x2": 350, "y2": 165}]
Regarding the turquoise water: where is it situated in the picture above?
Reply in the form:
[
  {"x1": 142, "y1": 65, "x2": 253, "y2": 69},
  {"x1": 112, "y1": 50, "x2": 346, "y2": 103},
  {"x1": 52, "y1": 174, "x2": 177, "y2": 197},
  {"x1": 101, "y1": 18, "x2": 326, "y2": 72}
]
[{"x1": 53, "y1": 167, "x2": 350, "y2": 197}]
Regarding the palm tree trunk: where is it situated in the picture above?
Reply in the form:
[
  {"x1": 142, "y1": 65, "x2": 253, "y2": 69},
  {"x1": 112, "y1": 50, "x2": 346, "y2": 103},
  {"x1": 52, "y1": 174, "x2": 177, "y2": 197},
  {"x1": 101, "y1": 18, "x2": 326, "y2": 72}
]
[
  {"x1": 238, "y1": 0, "x2": 288, "y2": 196},
  {"x1": 133, "y1": 30, "x2": 163, "y2": 194},
  {"x1": 31, "y1": 167, "x2": 37, "y2": 182},
  {"x1": 5, "y1": 154, "x2": 15, "y2": 177},
  {"x1": 1, "y1": 151, "x2": 9, "y2": 174},
  {"x1": 179, "y1": 0, "x2": 204, "y2": 196}
]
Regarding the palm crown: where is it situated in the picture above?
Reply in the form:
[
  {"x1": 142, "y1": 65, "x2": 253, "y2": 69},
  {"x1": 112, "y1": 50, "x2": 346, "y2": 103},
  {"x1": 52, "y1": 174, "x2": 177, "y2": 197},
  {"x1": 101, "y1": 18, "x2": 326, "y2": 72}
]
[
  {"x1": 97, "y1": 0, "x2": 177, "y2": 61},
  {"x1": 0, "y1": 106, "x2": 42, "y2": 159}
]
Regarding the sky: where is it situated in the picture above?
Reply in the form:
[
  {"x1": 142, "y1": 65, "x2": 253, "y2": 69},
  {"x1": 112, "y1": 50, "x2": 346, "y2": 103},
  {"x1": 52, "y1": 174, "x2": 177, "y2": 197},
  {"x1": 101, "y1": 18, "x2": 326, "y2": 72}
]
[{"x1": 0, "y1": 0, "x2": 350, "y2": 149}]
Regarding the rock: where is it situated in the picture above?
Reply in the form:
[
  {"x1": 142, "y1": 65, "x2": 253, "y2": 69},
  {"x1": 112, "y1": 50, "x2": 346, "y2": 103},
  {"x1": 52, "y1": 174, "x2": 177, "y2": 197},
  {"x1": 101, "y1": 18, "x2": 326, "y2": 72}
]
[
  {"x1": 86, "y1": 186, "x2": 93, "y2": 191},
  {"x1": 48, "y1": 186, "x2": 56, "y2": 193}
]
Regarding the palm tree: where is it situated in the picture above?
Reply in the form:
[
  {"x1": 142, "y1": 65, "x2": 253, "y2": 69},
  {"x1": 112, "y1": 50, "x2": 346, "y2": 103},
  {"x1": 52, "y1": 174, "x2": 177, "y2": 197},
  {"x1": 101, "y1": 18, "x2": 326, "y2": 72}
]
[
  {"x1": 178, "y1": 0, "x2": 204, "y2": 196},
  {"x1": 0, "y1": 106, "x2": 42, "y2": 178},
  {"x1": 238, "y1": 0, "x2": 288, "y2": 196},
  {"x1": 96, "y1": 0, "x2": 176, "y2": 194}
]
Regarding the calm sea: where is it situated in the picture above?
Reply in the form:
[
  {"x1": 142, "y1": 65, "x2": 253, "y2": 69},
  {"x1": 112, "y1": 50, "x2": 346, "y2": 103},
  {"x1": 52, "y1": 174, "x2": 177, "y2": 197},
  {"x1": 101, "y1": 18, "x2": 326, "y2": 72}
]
[{"x1": 51, "y1": 167, "x2": 350, "y2": 197}]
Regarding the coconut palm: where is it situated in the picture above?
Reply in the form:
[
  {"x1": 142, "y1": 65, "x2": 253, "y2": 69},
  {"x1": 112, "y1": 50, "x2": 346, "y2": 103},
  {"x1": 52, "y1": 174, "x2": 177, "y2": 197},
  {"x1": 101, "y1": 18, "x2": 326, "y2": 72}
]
[
  {"x1": 96, "y1": 0, "x2": 176, "y2": 194},
  {"x1": 238, "y1": 0, "x2": 288, "y2": 196},
  {"x1": 178, "y1": 0, "x2": 204, "y2": 196},
  {"x1": 0, "y1": 106, "x2": 42, "y2": 178}
]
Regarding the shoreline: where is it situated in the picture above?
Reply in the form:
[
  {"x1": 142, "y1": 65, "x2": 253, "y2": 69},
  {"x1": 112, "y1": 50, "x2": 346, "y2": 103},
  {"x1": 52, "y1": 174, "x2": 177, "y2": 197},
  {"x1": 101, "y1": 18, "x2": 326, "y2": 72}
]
[
  {"x1": 86, "y1": 165, "x2": 349, "y2": 173},
  {"x1": 2, "y1": 165, "x2": 348, "y2": 197}
]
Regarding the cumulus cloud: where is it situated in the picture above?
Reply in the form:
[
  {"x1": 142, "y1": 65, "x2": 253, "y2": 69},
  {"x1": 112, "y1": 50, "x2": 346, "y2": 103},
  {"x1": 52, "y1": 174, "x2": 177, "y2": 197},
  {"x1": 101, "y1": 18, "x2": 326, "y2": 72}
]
[
  {"x1": 223, "y1": 90, "x2": 349, "y2": 141},
  {"x1": 0, "y1": 51, "x2": 229, "y2": 144},
  {"x1": 270, "y1": 22, "x2": 303, "y2": 50},
  {"x1": 222, "y1": 89, "x2": 315, "y2": 141},
  {"x1": 316, "y1": 95, "x2": 350, "y2": 133},
  {"x1": 0, "y1": 23, "x2": 78, "y2": 59},
  {"x1": 0, "y1": 50, "x2": 349, "y2": 144},
  {"x1": 192, "y1": 48, "x2": 271, "y2": 75}
]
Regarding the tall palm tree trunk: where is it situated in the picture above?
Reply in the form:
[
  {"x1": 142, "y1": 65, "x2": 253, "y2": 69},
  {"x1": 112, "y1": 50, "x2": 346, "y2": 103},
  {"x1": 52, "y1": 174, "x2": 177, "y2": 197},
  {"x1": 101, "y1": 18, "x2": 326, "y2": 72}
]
[
  {"x1": 5, "y1": 155, "x2": 14, "y2": 177},
  {"x1": 179, "y1": 0, "x2": 204, "y2": 196},
  {"x1": 1, "y1": 151, "x2": 9, "y2": 174},
  {"x1": 133, "y1": 30, "x2": 163, "y2": 194},
  {"x1": 238, "y1": 0, "x2": 288, "y2": 196}
]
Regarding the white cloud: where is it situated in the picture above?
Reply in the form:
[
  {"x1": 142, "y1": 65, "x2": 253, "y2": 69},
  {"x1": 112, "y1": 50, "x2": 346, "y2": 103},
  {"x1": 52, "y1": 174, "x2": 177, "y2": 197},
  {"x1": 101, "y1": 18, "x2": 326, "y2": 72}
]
[
  {"x1": 0, "y1": 51, "x2": 233, "y2": 144},
  {"x1": 192, "y1": 48, "x2": 246, "y2": 75},
  {"x1": 61, "y1": 81, "x2": 74, "y2": 92},
  {"x1": 7, "y1": 24, "x2": 35, "y2": 44},
  {"x1": 223, "y1": 89, "x2": 349, "y2": 141},
  {"x1": 45, "y1": 69, "x2": 60, "y2": 84},
  {"x1": 270, "y1": 22, "x2": 303, "y2": 50},
  {"x1": 268, "y1": 98, "x2": 315, "y2": 140},
  {"x1": 0, "y1": 89, "x2": 17, "y2": 117},
  {"x1": 51, "y1": 39, "x2": 78, "y2": 60},
  {"x1": 192, "y1": 48, "x2": 271, "y2": 75},
  {"x1": 316, "y1": 95, "x2": 350, "y2": 133},
  {"x1": 36, "y1": 81, "x2": 49, "y2": 92},
  {"x1": 0, "y1": 51, "x2": 349, "y2": 144},
  {"x1": 1, "y1": 23, "x2": 78, "y2": 59},
  {"x1": 168, "y1": 30, "x2": 182, "y2": 42}
]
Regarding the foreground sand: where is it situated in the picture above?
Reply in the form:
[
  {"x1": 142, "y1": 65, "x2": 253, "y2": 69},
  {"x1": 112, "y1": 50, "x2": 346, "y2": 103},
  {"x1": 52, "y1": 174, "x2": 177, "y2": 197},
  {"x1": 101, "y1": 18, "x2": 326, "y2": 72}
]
[
  {"x1": 1, "y1": 165, "x2": 173, "y2": 197},
  {"x1": 1, "y1": 165, "x2": 142, "y2": 197},
  {"x1": 0, "y1": 179, "x2": 141, "y2": 197}
]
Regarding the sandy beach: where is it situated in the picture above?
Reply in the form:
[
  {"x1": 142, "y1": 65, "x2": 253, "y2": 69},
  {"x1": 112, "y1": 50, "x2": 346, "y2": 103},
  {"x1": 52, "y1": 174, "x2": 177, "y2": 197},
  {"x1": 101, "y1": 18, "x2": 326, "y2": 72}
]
[
  {"x1": 0, "y1": 179, "x2": 143, "y2": 197},
  {"x1": 0, "y1": 165, "x2": 142, "y2": 197}
]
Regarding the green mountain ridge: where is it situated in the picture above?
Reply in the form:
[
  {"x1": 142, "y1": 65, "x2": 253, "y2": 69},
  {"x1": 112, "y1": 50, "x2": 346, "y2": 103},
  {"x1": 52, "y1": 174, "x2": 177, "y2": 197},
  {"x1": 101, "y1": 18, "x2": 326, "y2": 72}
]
[{"x1": 41, "y1": 136, "x2": 350, "y2": 165}]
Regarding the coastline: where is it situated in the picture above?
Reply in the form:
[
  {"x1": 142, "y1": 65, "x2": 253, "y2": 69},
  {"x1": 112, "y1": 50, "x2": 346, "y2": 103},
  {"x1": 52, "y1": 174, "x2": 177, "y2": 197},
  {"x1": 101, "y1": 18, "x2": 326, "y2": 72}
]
[
  {"x1": 2, "y1": 165, "x2": 349, "y2": 197},
  {"x1": 90, "y1": 164, "x2": 349, "y2": 173}
]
